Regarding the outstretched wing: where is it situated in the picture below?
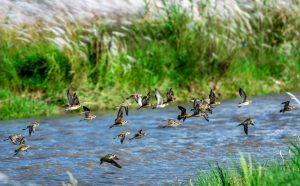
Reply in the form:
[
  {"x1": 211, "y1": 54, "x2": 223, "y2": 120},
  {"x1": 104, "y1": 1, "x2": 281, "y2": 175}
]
[
  {"x1": 155, "y1": 88, "x2": 163, "y2": 106},
  {"x1": 239, "y1": 88, "x2": 247, "y2": 102},
  {"x1": 166, "y1": 88, "x2": 174, "y2": 102},
  {"x1": 203, "y1": 112, "x2": 209, "y2": 122},
  {"x1": 244, "y1": 125, "x2": 248, "y2": 135},
  {"x1": 109, "y1": 159, "x2": 122, "y2": 168},
  {"x1": 72, "y1": 93, "x2": 80, "y2": 105},
  {"x1": 178, "y1": 106, "x2": 187, "y2": 115},
  {"x1": 142, "y1": 91, "x2": 152, "y2": 106},
  {"x1": 192, "y1": 99, "x2": 200, "y2": 110},
  {"x1": 83, "y1": 106, "x2": 90, "y2": 112},
  {"x1": 282, "y1": 101, "x2": 290, "y2": 110},
  {"x1": 209, "y1": 89, "x2": 216, "y2": 104},
  {"x1": 67, "y1": 90, "x2": 74, "y2": 106},
  {"x1": 117, "y1": 106, "x2": 124, "y2": 119},
  {"x1": 286, "y1": 92, "x2": 300, "y2": 105},
  {"x1": 127, "y1": 94, "x2": 142, "y2": 106}
]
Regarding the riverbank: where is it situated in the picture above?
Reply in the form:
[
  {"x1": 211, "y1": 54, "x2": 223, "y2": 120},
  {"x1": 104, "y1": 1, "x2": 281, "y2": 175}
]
[
  {"x1": 0, "y1": 1, "x2": 300, "y2": 120},
  {"x1": 195, "y1": 143, "x2": 300, "y2": 186}
]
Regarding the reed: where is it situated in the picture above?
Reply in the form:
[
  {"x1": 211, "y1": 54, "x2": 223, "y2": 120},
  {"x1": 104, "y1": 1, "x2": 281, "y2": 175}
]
[{"x1": 196, "y1": 143, "x2": 300, "y2": 185}]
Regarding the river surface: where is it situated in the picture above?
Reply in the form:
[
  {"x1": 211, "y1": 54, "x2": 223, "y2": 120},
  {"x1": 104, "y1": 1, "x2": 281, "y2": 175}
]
[{"x1": 0, "y1": 93, "x2": 299, "y2": 186}]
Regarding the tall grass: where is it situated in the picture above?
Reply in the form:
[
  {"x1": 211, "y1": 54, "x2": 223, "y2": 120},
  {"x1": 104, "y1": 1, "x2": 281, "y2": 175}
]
[
  {"x1": 196, "y1": 143, "x2": 300, "y2": 185},
  {"x1": 0, "y1": 1, "x2": 300, "y2": 119}
]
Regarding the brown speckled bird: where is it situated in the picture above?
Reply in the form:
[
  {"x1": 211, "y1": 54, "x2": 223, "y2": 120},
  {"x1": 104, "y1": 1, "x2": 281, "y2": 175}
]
[
  {"x1": 4, "y1": 134, "x2": 25, "y2": 145},
  {"x1": 14, "y1": 144, "x2": 30, "y2": 156},
  {"x1": 160, "y1": 119, "x2": 181, "y2": 128},
  {"x1": 110, "y1": 105, "x2": 128, "y2": 128},
  {"x1": 65, "y1": 89, "x2": 81, "y2": 111},
  {"x1": 238, "y1": 118, "x2": 255, "y2": 135},
  {"x1": 209, "y1": 89, "x2": 221, "y2": 106},
  {"x1": 177, "y1": 106, "x2": 192, "y2": 122},
  {"x1": 115, "y1": 131, "x2": 130, "y2": 144},
  {"x1": 238, "y1": 88, "x2": 252, "y2": 107},
  {"x1": 129, "y1": 129, "x2": 145, "y2": 141},
  {"x1": 280, "y1": 101, "x2": 295, "y2": 113},
  {"x1": 23, "y1": 121, "x2": 39, "y2": 136},
  {"x1": 81, "y1": 106, "x2": 96, "y2": 121},
  {"x1": 100, "y1": 154, "x2": 122, "y2": 168}
]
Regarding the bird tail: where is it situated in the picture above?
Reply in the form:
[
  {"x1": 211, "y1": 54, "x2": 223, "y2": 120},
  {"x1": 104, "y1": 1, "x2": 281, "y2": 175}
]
[
  {"x1": 3, "y1": 138, "x2": 8, "y2": 141},
  {"x1": 280, "y1": 109, "x2": 283, "y2": 113}
]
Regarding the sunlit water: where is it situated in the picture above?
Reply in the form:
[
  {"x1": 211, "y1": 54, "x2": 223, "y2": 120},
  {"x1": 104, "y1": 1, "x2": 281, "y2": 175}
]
[{"x1": 0, "y1": 93, "x2": 300, "y2": 185}]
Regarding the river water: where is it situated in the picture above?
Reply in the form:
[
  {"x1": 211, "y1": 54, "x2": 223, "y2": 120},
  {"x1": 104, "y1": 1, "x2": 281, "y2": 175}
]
[{"x1": 0, "y1": 93, "x2": 299, "y2": 185}]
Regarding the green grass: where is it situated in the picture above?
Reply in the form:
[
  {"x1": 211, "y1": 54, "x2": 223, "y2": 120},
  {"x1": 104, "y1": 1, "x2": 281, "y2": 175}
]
[
  {"x1": 195, "y1": 143, "x2": 300, "y2": 186},
  {"x1": 0, "y1": 1, "x2": 300, "y2": 119},
  {"x1": 0, "y1": 89, "x2": 56, "y2": 119}
]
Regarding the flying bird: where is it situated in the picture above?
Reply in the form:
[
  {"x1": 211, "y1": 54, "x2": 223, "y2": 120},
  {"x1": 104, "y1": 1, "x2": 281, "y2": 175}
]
[
  {"x1": 238, "y1": 88, "x2": 252, "y2": 107},
  {"x1": 14, "y1": 144, "x2": 30, "y2": 156},
  {"x1": 138, "y1": 91, "x2": 152, "y2": 109},
  {"x1": 165, "y1": 88, "x2": 175, "y2": 103},
  {"x1": 115, "y1": 131, "x2": 130, "y2": 144},
  {"x1": 153, "y1": 88, "x2": 168, "y2": 109},
  {"x1": 110, "y1": 105, "x2": 128, "y2": 128},
  {"x1": 238, "y1": 118, "x2": 255, "y2": 135},
  {"x1": 160, "y1": 119, "x2": 181, "y2": 128},
  {"x1": 280, "y1": 101, "x2": 295, "y2": 113},
  {"x1": 129, "y1": 129, "x2": 145, "y2": 141},
  {"x1": 177, "y1": 106, "x2": 192, "y2": 122},
  {"x1": 23, "y1": 121, "x2": 39, "y2": 136},
  {"x1": 209, "y1": 89, "x2": 221, "y2": 106},
  {"x1": 65, "y1": 89, "x2": 81, "y2": 111},
  {"x1": 80, "y1": 106, "x2": 96, "y2": 121},
  {"x1": 191, "y1": 100, "x2": 209, "y2": 122},
  {"x1": 126, "y1": 94, "x2": 142, "y2": 107},
  {"x1": 4, "y1": 134, "x2": 25, "y2": 145},
  {"x1": 100, "y1": 154, "x2": 122, "y2": 168}
]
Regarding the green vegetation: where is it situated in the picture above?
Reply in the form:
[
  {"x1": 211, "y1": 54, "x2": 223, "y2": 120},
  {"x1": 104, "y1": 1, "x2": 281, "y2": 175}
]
[
  {"x1": 1, "y1": 1, "x2": 300, "y2": 119},
  {"x1": 195, "y1": 144, "x2": 300, "y2": 185}
]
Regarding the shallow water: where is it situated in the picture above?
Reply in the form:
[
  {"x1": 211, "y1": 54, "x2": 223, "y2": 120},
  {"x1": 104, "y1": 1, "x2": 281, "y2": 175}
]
[{"x1": 0, "y1": 93, "x2": 300, "y2": 185}]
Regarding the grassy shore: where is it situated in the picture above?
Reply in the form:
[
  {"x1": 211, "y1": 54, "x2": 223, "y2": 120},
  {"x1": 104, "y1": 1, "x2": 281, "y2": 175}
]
[
  {"x1": 195, "y1": 143, "x2": 300, "y2": 186},
  {"x1": 0, "y1": 1, "x2": 300, "y2": 120}
]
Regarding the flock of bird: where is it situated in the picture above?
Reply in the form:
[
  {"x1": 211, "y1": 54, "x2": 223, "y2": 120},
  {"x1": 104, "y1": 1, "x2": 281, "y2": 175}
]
[{"x1": 3, "y1": 87, "x2": 300, "y2": 169}]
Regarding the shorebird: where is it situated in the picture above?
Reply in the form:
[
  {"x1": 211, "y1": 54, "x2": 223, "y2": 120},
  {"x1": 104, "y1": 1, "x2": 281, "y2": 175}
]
[
  {"x1": 280, "y1": 101, "x2": 295, "y2": 113},
  {"x1": 115, "y1": 131, "x2": 130, "y2": 144},
  {"x1": 209, "y1": 89, "x2": 221, "y2": 106},
  {"x1": 153, "y1": 88, "x2": 168, "y2": 109},
  {"x1": 238, "y1": 88, "x2": 252, "y2": 107},
  {"x1": 23, "y1": 121, "x2": 39, "y2": 136},
  {"x1": 110, "y1": 105, "x2": 128, "y2": 128},
  {"x1": 139, "y1": 91, "x2": 152, "y2": 109},
  {"x1": 100, "y1": 154, "x2": 122, "y2": 168},
  {"x1": 286, "y1": 92, "x2": 300, "y2": 106},
  {"x1": 166, "y1": 88, "x2": 175, "y2": 103},
  {"x1": 238, "y1": 118, "x2": 255, "y2": 135},
  {"x1": 160, "y1": 119, "x2": 181, "y2": 128},
  {"x1": 14, "y1": 144, "x2": 30, "y2": 156},
  {"x1": 191, "y1": 100, "x2": 209, "y2": 122},
  {"x1": 177, "y1": 106, "x2": 192, "y2": 122},
  {"x1": 4, "y1": 134, "x2": 25, "y2": 145},
  {"x1": 65, "y1": 89, "x2": 81, "y2": 111},
  {"x1": 80, "y1": 106, "x2": 96, "y2": 121},
  {"x1": 126, "y1": 94, "x2": 142, "y2": 107},
  {"x1": 129, "y1": 129, "x2": 145, "y2": 141}
]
